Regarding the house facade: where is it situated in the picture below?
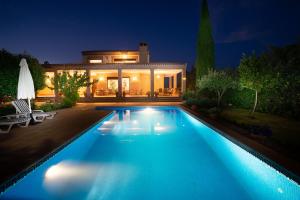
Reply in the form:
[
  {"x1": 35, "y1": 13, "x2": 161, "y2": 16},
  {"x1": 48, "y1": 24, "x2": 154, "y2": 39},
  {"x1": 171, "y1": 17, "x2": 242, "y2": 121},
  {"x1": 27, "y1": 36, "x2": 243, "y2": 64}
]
[{"x1": 37, "y1": 43, "x2": 186, "y2": 101}]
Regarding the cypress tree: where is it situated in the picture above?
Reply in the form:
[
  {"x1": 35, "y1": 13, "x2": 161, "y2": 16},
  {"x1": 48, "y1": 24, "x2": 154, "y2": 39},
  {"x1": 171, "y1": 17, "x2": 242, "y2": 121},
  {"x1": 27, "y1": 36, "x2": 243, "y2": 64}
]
[{"x1": 195, "y1": 0, "x2": 215, "y2": 81}]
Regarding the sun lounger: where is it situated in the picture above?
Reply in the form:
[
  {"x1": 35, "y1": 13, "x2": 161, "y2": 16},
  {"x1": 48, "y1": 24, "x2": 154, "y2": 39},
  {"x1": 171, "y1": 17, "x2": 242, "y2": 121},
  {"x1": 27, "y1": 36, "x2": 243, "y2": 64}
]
[
  {"x1": 0, "y1": 114, "x2": 31, "y2": 134},
  {"x1": 12, "y1": 100, "x2": 56, "y2": 123}
]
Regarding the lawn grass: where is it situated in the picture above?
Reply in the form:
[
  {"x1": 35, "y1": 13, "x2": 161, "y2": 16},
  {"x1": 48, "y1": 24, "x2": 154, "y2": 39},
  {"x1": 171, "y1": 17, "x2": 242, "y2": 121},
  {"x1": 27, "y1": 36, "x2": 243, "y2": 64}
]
[{"x1": 220, "y1": 108, "x2": 300, "y2": 152}]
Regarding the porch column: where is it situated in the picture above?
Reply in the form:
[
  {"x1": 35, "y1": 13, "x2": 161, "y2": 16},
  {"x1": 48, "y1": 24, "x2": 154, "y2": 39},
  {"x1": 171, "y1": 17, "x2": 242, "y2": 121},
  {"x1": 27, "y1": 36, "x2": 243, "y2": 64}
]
[
  {"x1": 118, "y1": 67, "x2": 122, "y2": 98},
  {"x1": 181, "y1": 69, "x2": 186, "y2": 95},
  {"x1": 174, "y1": 74, "x2": 177, "y2": 89},
  {"x1": 150, "y1": 68, "x2": 154, "y2": 97},
  {"x1": 169, "y1": 76, "x2": 172, "y2": 88},
  {"x1": 85, "y1": 69, "x2": 91, "y2": 99}
]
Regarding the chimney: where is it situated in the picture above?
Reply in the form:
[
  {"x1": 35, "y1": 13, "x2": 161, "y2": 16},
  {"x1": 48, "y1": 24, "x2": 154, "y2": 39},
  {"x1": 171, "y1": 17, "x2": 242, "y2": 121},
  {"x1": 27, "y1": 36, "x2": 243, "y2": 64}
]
[{"x1": 139, "y1": 43, "x2": 149, "y2": 64}]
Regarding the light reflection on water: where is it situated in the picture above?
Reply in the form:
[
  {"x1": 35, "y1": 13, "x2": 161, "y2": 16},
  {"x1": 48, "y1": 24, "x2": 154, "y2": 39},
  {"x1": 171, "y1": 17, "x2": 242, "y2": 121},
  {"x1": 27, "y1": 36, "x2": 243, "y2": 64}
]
[
  {"x1": 43, "y1": 161, "x2": 136, "y2": 199},
  {"x1": 97, "y1": 108, "x2": 171, "y2": 136},
  {"x1": 1, "y1": 107, "x2": 300, "y2": 200}
]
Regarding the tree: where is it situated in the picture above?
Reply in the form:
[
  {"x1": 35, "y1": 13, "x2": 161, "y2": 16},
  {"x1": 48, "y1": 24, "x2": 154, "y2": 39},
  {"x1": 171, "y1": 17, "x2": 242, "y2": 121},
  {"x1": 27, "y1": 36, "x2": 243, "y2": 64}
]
[
  {"x1": 186, "y1": 65, "x2": 196, "y2": 90},
  {"x1": 238, "y1": 54, "x2": 267, "y2": 114},
  {"x1": 50, "y1": 71, "x2": 94, "y2": 106},
  {"x1": 0, "y1": 49, "x2": 45, "y2": 99},
  {"x1": 195, "y1": 0, "x2": 215, "y2": 82},
  {"x1": 235, "y1": 44, "x2": 300, "y2": 118},
  {"x1": 258, "y1": 44, "x2": 300, "y2": 117},
  {"x1": 197, "y1": 69, "x2": 236, "y2": 106}
]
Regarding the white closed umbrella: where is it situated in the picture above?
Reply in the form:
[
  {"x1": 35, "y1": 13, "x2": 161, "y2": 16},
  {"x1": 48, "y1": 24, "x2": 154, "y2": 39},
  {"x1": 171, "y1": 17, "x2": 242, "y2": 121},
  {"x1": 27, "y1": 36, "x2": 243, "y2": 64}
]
[{"x1": 17, "y1": 58, "x2": 35, "y2": 113}]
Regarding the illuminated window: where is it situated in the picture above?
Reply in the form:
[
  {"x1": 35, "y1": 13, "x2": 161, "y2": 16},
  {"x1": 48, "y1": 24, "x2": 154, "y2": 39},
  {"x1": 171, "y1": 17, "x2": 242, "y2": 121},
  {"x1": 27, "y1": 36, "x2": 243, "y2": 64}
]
[
  {"x1": 113, "y1": 58, "x2": 137, "y2": 63},
  {"x1": 89, "y1": 60, "x2": 102, "y2": 64}
]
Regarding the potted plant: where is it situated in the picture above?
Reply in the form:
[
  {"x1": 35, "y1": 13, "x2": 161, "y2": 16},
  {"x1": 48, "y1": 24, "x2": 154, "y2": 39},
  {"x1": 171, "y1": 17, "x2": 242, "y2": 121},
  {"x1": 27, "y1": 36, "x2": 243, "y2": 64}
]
[
  {"x1": 115, "y1": 90, "x2": 119, "y2": 97},
  {"x1": 154, "y1": 91, "x2": 159, "y2": 98},
  {"x1": 122, "y1": 91, "x2": 126, "y2": 98},
  {"x1": 146, "y1": 91, "x2": 151, "y2": 98}
]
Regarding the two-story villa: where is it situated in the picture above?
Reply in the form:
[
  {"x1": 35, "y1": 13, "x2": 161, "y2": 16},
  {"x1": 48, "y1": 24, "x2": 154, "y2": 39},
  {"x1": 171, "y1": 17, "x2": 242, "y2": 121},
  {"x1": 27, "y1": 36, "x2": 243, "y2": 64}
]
[{"x1": 37, "y1": 43, "x2": 186, "y2": 101}]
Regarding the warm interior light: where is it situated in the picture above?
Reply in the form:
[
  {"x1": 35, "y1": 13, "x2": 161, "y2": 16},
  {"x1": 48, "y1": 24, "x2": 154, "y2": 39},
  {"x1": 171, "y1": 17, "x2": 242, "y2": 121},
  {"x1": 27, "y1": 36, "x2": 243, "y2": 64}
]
[
  {"x1": 90, "y1": 71, "x2": 96, "y2": 76},
  {"x1": 45, "y1": 78, "x2": 51, "y2": 85},
  {"x1": 99, "y1": 76, "x2": 104, "y2": 81},
  {"x1": 89, "y1": 60, "x2": 102, "y2": 64},
  {"x1": 182, "y1": 77, "x2": 186, "y2": 80},
  {"x1": 122, "y1": 54, "x2": 128, "y2": 59},
  {"x1": 132, "y1": 76, "x2": 138, "y2": 81},
  {"x1": 156, "y1": 75, "x2": 161, "y2": 79}
]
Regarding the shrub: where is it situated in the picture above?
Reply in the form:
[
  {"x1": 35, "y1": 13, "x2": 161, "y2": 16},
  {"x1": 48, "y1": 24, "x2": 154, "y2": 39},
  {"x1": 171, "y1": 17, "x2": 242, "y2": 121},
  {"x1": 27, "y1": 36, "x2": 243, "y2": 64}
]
[
  {"x1": 236, "y1": 44, "x2": 300, "y2": 118},
  {"x1": 62, "y1": 97, "x2": 75, "y2": 108},
  {"x1": 182, "y1": 90, "x2": 197, "y2": 100},
  {"x1": 50, "y1": 71, "x2": 94, "y2": 106},
  {"x1": 223, "y1": 88, "x2": 254, "y2": 109},
  {"x1": 185, "y1": 98, "x2": 216, "y2": 109},
  {"x1": 197, "y1": 69, "x2": 237, "y2": 106},
  {"x1": 37, "y1": 101, "x2": 73, "y2": 112},
  {"x1": 0, "y1": 104, "x2": 15, "y2": 116},
  {"x1": 38, "y1": 102, "x2": 57, "y2": 112}
]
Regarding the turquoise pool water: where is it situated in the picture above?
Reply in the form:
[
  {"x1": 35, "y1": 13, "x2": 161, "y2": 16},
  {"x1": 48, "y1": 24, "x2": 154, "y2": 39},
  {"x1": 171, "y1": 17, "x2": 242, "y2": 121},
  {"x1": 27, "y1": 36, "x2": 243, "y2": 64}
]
[{"x1": 1, "y1": 107, "x2": 300, "y2": 200}]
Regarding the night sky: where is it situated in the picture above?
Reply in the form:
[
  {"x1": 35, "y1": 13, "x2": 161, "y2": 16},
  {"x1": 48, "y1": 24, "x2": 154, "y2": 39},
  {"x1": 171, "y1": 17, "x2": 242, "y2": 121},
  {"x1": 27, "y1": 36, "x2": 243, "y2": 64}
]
[{"x1": 1, "y1": 0, "x2": 300, "y2": 70}]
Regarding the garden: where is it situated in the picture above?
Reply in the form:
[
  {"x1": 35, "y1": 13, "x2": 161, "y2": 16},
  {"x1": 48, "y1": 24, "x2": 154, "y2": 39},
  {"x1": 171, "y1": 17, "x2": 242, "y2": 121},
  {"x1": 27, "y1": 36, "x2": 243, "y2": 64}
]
[{"x1": 184, "y1": 44, "x2": 300, "y2": 161}]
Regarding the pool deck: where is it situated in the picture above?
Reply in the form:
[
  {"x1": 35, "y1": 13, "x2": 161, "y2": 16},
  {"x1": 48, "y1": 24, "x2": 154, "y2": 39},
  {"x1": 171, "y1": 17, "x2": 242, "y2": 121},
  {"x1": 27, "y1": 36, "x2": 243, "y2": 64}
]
[{"x1": 0, "y1": 102, "x2": 299, "y2": 187}]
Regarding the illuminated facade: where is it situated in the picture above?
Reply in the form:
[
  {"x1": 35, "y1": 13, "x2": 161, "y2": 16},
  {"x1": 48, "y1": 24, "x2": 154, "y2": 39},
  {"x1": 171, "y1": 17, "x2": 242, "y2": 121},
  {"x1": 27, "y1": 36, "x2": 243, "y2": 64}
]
[{"x1": 37, "y1": 43, "x2": 186, "y2": 100}]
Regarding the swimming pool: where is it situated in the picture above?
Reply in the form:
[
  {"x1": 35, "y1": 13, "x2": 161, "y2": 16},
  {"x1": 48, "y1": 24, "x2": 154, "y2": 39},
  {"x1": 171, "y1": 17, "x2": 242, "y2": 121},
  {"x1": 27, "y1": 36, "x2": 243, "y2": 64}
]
[{"x1": 1, "y1": 106, "x2": 300, "y2": 199}]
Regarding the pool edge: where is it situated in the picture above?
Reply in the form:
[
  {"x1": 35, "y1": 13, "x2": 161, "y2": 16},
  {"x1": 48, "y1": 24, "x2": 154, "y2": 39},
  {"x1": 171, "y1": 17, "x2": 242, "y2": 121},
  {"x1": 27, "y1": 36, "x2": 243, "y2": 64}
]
[
  {"x1": 1, "y1": 105, "x2": 299, "y2": 194},
  {"x1": 179, "y1": 105, "x2": 300, "y2": 186},
  {"x1": 0, "y1": 110, "x2": 114, "y2": 194}
]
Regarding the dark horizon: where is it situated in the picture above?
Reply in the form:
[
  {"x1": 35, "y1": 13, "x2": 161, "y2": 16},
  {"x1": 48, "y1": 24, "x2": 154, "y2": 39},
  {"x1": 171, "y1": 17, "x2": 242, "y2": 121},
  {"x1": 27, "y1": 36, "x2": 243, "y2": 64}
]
[{"x1": 1, "y1": 0, "x2": 300, "y2": 70}]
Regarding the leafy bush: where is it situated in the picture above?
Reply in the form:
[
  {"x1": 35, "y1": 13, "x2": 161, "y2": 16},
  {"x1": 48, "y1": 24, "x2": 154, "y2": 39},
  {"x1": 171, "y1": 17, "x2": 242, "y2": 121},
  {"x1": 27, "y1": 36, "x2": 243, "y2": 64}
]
[
  {"x1": 185, "y1": 98, "x2": 216, "y2": 109},
  {"x1": 182, "y1": 90, "x2": 197, "y2": 100},
  {"x1": 0, "y1": 104, "x2": 15, "y2": 116},
  {"x1": 50, "y1": 71, "x2": 94, "y2": 106},
  {"x1": 38, "y1": 102, "x2": 59, "y2": 112},
  {"x1": 223, "y1": 88, "x2": 254, "y2": 109},
  {"x1": 197, "y1": 69, "x2": 237, "y2": 106},
  {"x1": 237, "y1": 44, "x2": 300, "y2": 118},
  {"x1": 62, "y1": 97, "x2": 75, "y2": 108},
  {"x1": 37, "y1": 101, "x2": 72, "y2": 112}
]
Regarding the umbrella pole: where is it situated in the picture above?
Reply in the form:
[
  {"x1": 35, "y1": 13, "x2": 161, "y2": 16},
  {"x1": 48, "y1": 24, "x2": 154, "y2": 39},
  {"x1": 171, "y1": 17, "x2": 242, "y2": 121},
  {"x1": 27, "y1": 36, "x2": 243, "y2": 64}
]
[{"x1": 28, "y1": 98, "x2": 32, "y2": 113}]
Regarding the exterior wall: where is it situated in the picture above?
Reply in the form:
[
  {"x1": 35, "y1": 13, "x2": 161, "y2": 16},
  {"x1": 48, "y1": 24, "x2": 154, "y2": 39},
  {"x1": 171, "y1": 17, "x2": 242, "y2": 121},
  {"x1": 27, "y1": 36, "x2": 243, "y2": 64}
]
[
  {"x1": 82, "y1": 43, "x2": 150, "y2": 64},
  {"x1": 139, "y1": 43, "x2": 149, "y2": 64},
  {"x1": 38, "y1": 63, "x2": 187, "y2": 100},
  {"x1": 82, "y1": 52, "x2": 140, "y2": 64},
  {"x1": 140, "y1": 73, "x2": 151, "y2": 94},
  {"x1": 154, "y1": 75, "x2": 164, "y2": 91}
]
